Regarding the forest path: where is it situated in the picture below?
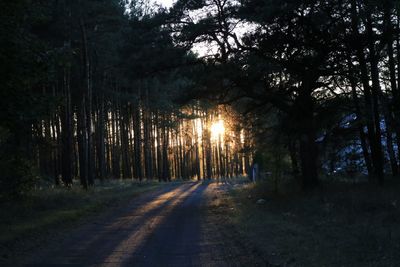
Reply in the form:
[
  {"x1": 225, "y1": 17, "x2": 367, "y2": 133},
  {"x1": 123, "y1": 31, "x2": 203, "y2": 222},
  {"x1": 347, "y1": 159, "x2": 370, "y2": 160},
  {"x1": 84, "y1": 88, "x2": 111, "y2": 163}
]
[{"x1": 28, "y1": 181, "x2": 263, "y2": 267}]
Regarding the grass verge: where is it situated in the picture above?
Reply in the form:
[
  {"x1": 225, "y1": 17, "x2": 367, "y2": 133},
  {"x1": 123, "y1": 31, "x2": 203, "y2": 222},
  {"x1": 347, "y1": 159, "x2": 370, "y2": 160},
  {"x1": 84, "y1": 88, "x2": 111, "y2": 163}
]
[
  {"x1": 0, "y1": 180, "x2": 162, "y2": 264},
  {"x1": 209, "y1": 179, "x2": 400, "y2": 267}
]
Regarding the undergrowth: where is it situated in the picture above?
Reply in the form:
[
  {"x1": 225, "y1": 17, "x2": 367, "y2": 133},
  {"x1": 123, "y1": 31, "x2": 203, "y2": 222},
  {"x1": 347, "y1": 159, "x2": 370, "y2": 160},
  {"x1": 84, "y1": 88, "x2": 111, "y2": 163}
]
[
  {"x1": 217, "y1": 178, "x2": 400, "y2": 266},
  {"x1": 0, "y1": 180, "x2": 161, "y2": 264}
]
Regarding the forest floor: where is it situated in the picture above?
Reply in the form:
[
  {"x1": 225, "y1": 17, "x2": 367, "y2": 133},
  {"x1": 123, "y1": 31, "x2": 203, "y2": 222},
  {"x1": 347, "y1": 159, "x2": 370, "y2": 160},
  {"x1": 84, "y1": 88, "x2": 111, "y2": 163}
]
[
  {"x1": 0, "y1": 180, "x2": 162, "y2": 266},
  {"x1": 5, "y1": 180, "x2": 266, "y2": 266},
  {"x1": 213, "y1": 179, "x2": 400, "y2": 267},
  {"x1": 4, "y1": 178, "x2": 398, "y2": 266}
]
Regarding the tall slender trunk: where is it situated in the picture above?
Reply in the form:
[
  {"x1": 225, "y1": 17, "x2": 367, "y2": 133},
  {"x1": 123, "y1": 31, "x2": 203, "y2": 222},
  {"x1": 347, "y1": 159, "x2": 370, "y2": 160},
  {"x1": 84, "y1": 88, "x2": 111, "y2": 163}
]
[
  {"x1": 350, "y1": 0, "x2": 384, "y2": 184},
  {"x1": 395, "y1": 13, "x2": 400, "y2": 168},
  {"x1": 296, "y1": 87, "x2": 319, "y2": 190},
  {"x1": 347, "y1": 57, "x2": 373, "y2": 175},
  {"x1": 78, "y1": 14, "x2": 91, "y2": 188},
  {"x1": 78, "y1": 97, "x2": 88, "y2": 189},
  {"x1": 367, "y1": 14, "x2": 385, "y2": 185},
  {"x1": 97, "y1": 79, "x2": 106, "y2": 180},
  {"x1": 134, "y1": 105, "x2": 142, "y2": 180}
]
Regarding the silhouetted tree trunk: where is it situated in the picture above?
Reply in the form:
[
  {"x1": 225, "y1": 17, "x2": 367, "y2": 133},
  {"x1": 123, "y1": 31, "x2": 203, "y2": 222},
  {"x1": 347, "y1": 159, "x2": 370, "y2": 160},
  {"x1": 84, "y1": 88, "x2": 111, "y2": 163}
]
[
  {"x1": 296, "y1": 86, "x2": 319, "y2": 190},
  {"x1": 133, "y1": 104, "x2": 143, "y2": 180},
  {"x1": 351, "y1": 0, "x2": 384, "y2": 184},
  {"x1": 347, "y1": 57, "x2": 373, "y2": 176},
  {"x1": 60, "y1": 67, "x2": 73, "y2": 186}
]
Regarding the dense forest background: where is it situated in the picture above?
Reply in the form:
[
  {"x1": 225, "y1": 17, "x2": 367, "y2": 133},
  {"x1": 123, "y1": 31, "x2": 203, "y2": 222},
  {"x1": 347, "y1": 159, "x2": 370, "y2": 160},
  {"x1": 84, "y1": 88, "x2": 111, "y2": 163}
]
[{"x1": 1, "y1": 0, "x2": 400, "y2": 198}]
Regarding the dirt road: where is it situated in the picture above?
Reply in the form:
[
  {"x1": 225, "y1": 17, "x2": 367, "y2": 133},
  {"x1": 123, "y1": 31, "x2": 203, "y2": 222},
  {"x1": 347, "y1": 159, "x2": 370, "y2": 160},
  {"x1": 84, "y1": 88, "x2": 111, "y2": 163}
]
[{"x1": 27, "y1": 182, "x2": 265, "y2": 267}]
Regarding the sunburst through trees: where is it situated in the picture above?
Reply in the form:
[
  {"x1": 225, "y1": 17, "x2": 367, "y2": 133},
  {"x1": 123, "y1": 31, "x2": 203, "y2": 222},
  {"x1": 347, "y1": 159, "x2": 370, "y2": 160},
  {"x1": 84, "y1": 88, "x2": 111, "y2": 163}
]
[
  {"x1": 176, "y1": 105, "x2": 253, "y2": 181},
  {"x1": 33, "y1": 101, "x2": 253, "y2": 184}
]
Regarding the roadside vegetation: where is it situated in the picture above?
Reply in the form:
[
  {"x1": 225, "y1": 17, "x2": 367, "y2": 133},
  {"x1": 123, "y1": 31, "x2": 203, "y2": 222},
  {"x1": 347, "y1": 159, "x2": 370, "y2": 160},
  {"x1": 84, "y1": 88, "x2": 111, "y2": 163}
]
[
  {"x1": 210, "y1": 178, "x2": 400, "y2": 267},
  {"x1": 0, "y1": 181, "x2": 161, "y2": 264}
]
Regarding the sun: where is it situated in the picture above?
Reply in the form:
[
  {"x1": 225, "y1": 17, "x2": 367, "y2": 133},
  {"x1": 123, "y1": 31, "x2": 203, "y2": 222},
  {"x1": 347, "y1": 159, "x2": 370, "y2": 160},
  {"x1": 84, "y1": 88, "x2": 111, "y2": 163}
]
[{"x1": 210, "y1": 120, "x2": 225, "y2": 141}]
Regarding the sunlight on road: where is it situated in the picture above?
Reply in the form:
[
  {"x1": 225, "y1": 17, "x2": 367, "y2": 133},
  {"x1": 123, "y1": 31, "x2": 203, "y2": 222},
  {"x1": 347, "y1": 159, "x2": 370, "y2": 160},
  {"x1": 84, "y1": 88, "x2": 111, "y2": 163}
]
[{"x1": 100, "y1": 183, "x2": 201, "y2": 266}]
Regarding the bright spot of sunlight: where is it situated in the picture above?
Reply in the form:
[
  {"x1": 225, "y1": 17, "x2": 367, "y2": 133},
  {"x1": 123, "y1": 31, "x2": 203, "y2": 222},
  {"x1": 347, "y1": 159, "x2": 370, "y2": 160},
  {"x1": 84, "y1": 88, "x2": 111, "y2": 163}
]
[{"x1": 211, "y1": 120, "x2": 225, "y2": 141}]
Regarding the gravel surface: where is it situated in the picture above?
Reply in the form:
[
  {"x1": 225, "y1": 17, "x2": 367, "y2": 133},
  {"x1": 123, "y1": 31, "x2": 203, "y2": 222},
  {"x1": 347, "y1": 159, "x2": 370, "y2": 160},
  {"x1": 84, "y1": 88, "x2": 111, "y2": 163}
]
[{"x1": 26, "y1": 181, "x2": 264, "y2": 267}]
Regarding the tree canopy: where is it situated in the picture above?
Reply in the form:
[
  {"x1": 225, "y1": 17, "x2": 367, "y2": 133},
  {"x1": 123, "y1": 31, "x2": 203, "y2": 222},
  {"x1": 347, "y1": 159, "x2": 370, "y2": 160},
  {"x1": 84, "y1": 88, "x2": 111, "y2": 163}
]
[{"x1": 1, "y1": 0, "x2": 400, "y2": 197}]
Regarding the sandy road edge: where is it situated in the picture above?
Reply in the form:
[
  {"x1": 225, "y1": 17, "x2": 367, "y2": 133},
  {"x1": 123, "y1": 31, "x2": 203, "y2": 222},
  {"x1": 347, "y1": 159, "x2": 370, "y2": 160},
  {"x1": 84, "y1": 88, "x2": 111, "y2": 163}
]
[{"x1": 5, "y1": 182, "x2": 186, "y2": 267}]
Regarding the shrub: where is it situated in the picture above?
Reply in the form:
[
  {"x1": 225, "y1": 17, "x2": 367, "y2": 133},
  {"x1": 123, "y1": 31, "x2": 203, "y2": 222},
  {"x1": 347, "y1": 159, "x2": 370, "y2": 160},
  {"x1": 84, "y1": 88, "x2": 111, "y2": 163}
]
[{"x1": 0, "y1": 156, "x2": 38, "y2": 199}]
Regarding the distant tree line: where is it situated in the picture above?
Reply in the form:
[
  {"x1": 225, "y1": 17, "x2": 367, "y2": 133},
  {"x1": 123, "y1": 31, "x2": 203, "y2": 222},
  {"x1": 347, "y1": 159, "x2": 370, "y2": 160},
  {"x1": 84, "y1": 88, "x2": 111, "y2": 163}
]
[
  {"x1": 1, "y1": 0, "x2": 400, "y2": 197},
  {"x1": 0, "y1": 0, "x2": 253, "y2": 198}
]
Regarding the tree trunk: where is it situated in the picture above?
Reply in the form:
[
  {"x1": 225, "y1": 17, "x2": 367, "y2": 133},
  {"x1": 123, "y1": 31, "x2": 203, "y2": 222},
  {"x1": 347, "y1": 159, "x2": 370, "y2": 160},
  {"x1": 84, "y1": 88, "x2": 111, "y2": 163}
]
[
  {"x1": 366, "y1": 14, "x2": 385, "y2": 185},
  {"x1": 347, "y1": 57, "x2": 373, "y2": 176},
  {"x1": 296, "y1": 88, "x2": 319, "y2": 190}
]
